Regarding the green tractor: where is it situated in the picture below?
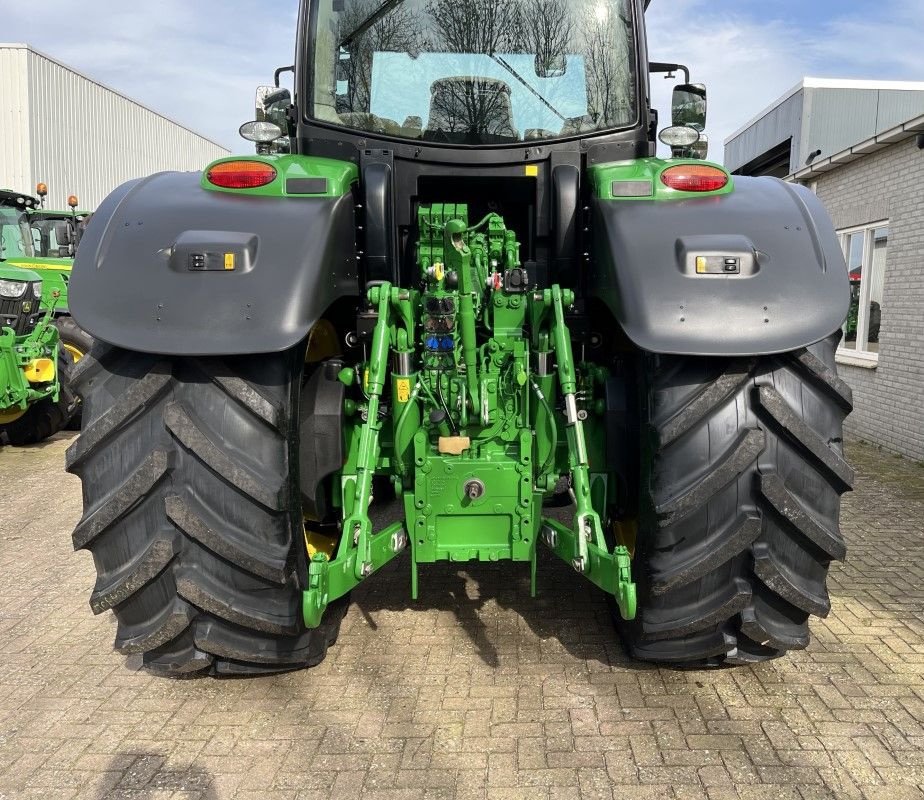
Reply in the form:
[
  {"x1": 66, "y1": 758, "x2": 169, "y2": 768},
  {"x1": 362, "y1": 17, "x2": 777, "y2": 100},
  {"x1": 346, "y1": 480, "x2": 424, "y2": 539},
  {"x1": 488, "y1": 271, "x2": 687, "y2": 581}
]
[
  {"x1": 66, "y1": 0, "x2": 853, "y2": 675},
  {"x1": 3, "y1": 185, "x2": 95, "y2": 423},
  {"x1": 0, "y1": 190, "x2": 76, "y2": 444}
]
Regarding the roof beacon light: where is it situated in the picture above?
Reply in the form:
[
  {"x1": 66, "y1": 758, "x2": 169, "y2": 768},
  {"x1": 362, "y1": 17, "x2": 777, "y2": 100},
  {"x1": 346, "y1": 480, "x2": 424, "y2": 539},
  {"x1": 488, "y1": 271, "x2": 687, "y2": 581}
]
[
  {"x1": 207, "y1": 160, "x2": 278, "y2": 190},
  {"x1": 660, "y1": 164, "x2": 728, "y2": 193},
  {"x1": 36, "y1": 183, "x2": 48, "y2": 197},
  {"x1": 67, "y1": 195, "x2": 79, "y2": 208}
]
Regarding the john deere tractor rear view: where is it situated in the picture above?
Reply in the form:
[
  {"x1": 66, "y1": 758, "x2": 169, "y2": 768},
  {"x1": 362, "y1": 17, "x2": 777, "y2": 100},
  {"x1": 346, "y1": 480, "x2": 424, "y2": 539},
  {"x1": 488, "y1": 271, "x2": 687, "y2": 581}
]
[{"x1": 66, "y1": 0, "x2": 853, "y2": 675}]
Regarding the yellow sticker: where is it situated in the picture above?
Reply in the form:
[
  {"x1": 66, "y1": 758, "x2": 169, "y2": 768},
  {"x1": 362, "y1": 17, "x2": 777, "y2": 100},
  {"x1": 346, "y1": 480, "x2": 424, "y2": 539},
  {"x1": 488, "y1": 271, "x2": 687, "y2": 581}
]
[
  {"x1": 224, "y1": 252, "x2": 235, "y2": 270},
  {"x1": 525, "y1": 165, "x2": 539, "y2": 177},
  {"x1": 396, "y1": 378, "x2": 411, "y2": 403},
  {"x1": 695, "y1": 256, "x2": 707, "y2": 274},
  {"x1": 363, "y1": 369, "x2": 369, "y2": 391}
]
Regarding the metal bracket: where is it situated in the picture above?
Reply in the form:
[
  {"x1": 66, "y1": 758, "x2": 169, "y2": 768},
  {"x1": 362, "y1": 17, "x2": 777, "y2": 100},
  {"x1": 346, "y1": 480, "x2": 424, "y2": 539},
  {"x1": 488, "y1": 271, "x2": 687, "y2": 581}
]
[
  {"x1": 302, "y1": 521, "x2": 408, "y2": 628},
  {"x1": 540, "y1": 519, "x2": 637, "y2": 620}
]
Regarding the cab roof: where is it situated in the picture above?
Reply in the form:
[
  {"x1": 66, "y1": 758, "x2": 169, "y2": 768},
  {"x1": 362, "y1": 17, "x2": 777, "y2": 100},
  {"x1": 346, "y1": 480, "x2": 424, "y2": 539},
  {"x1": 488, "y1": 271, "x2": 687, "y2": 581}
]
[{"x1": 0, "y1": 189, "x2": 38, "y2": 210}]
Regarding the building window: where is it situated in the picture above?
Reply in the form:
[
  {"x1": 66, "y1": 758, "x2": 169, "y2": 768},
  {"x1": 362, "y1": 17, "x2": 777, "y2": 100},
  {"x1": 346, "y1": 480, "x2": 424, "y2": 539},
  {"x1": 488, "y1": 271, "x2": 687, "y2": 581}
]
[{"x1": 838, "y1": 222, "x2": 889, "y2": 360}]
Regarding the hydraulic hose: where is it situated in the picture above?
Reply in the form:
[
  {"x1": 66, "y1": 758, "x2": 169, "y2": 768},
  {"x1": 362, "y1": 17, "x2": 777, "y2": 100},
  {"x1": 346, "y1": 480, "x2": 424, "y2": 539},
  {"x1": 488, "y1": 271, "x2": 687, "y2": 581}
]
[{"x1": 531, "y1": 378, "x2": 558, "y2": 476}]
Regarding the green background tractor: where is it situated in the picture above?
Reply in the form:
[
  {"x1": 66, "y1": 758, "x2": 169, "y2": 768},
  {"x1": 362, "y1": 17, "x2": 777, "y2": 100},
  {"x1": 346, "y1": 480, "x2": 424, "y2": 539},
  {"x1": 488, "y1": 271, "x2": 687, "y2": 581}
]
[
  {"x1": 0, "y1": 234, "x2": 76, "y2": 445},
  {"x1": 66, "y1": 0, "x2": 853, "y2": 676},
  {"x1": 2, "y1": 187, "x2": 95, "y2": 424}
]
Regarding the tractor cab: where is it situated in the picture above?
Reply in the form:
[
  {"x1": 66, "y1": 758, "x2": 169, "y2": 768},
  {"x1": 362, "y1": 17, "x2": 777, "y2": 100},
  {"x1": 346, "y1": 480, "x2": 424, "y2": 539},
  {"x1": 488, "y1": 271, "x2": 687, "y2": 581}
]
[
  {"x1": 241, "y1": 0, "x2": 710, "y2": 289},
  {"x1": 29, "y1": 186, "x2": 89, "y2": 258},
  {"x1": 0, "y1": 190, "x2": 38, "y2": 263}
]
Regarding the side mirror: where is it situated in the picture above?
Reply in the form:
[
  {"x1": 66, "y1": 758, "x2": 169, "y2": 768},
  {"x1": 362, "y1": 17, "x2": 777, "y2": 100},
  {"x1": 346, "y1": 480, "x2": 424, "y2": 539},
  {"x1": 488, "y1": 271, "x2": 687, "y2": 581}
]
[
  {"x1": 255, "y1": 85, "x2": 292, "y2": 122},
  {"x1": 535, "y1": 52, "x2": 567, "y2": 79},
  {"x1": 336, "y1": 47, "x2": 352, "y2": 83},
  {"x1": 53, "y1": 221, "x2": 75, "y2": 256},
  {"x1": 53, "y1": 221, "x2": 73, "y2": 244},
  {"x1": 672, "y1": 83, "x2": 707, "y2": 131}
]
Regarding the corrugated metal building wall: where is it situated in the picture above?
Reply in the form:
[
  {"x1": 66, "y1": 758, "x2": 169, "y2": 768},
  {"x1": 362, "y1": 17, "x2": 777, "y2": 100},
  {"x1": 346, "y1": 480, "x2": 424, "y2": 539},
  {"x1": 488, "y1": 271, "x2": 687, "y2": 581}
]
[{"x1": 0, "y1": 43, "x2": 229, "y2": 210}]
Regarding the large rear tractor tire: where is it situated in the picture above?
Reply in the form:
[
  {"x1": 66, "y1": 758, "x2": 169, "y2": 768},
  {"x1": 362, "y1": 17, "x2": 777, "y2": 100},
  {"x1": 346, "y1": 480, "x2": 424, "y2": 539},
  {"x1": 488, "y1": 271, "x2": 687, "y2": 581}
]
[
  {"x1": 1, "y1": 347, "x2": 77, "y2": 446},
  {"x1": 622, "y1": 332, "x2": 853, "y2": 665},
  {"x1": 66, "y1": 344, "x2": 348, "y2": 676}
]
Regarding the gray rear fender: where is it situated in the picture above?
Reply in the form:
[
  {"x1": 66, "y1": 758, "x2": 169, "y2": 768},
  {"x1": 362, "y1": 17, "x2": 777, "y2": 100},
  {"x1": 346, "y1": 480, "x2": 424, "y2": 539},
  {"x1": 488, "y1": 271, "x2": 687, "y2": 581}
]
[
  {"x1": 591, "y1": 176, "x2": 850, "y2": 356},
  {"x1": 69, "y1": 171, "x2": 358, "y2": 356}
]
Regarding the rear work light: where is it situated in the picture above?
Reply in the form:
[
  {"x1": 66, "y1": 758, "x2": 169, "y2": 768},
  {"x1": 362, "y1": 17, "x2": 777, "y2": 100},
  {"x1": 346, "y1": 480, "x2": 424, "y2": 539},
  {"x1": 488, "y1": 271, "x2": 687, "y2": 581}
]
[
  {"x1": 660, "y1": 164, "x2": 729, "y2": 193},
  {"x1": 207, "y1": 160, "x2": 277, "y2": 189}
]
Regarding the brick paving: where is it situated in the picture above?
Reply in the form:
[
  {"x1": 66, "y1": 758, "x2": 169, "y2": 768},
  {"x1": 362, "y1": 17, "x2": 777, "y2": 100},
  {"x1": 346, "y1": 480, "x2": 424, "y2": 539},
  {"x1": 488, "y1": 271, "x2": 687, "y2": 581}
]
[{"x1": 0, "y1": 434, "x2": 922, "y2": 800}]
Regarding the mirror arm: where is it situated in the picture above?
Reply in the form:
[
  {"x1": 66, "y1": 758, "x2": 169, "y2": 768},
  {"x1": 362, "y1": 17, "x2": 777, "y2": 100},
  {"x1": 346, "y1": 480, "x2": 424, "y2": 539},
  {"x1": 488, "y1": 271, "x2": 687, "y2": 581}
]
[
  {"x1": 274, "y1": 65, "x2": 295, "y2": 88},
  {"x1": 649, "y1": 61, "x2": 690, "y2": 84}
]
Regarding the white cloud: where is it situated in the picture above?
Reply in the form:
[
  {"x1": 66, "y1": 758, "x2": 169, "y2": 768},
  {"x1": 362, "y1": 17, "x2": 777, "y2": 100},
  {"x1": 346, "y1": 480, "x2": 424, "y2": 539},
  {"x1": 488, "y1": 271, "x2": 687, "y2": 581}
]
[{"x1": 646, "y1": 0, "x2": 922, "y2": 162}]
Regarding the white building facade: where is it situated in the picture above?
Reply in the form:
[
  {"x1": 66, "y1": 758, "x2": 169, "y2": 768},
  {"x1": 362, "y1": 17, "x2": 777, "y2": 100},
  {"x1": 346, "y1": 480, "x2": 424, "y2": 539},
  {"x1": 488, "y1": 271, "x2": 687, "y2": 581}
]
[{"x1": 0, "y1": 43, "x2": 229, "y2": 210}]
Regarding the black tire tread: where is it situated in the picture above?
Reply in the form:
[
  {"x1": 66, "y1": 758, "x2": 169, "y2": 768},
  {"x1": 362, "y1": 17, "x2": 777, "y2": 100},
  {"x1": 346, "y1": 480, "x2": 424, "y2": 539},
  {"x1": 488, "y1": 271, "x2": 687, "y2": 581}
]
[
  {"x1": 66, "y1": 362, "x2": 172, "y2": 470},
  {"x1": 89, "y1": 531, "x2": 181, "y2": 614},
  {"x1": 163, "y1": 401, "x2": 286, "y2": 511},
  {"x1": 72, "y1": 450, "x2": 170, "y2": 550},
  {"x1": 656, "y1": 358, "x2": 755, "y2": 447},
  {"x1": 164, "y1": 494, "x2": 288, "y2": 584},
  {"x1": 756, "y1": 385, "x2": 854, "y2": 491},
  {"x1": 649, "y1": 516, "x2": 761, "y2": 595},
  {"x1": 191, "y1": 358, "x2": 285, "y2": 431},
  {"x1": 655, "y1": 429, "x2": 765, "y2": 525}
]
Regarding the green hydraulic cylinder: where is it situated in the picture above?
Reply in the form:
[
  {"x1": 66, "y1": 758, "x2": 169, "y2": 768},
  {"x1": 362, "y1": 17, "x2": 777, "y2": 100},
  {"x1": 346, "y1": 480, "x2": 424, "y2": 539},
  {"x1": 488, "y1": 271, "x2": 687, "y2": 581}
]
[
  {"x1": 458, "y1": 291, "x2": 480, "y2": 413},
  {"x1": 391, "y1": 355, "x2": 420, "y2": 482}
]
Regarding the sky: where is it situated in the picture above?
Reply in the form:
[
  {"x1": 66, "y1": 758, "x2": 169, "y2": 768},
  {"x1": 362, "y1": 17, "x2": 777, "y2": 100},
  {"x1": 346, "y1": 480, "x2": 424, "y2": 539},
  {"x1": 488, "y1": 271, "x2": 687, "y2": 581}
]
[{"x1": 2, "y1": 0, "x2": 922, "y2": 161}]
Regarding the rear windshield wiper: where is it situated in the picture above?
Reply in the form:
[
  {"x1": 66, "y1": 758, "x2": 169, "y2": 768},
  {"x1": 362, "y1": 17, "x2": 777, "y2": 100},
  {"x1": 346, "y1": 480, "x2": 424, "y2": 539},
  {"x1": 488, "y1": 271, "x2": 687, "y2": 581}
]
[
  {"x1": 490, "y1": 54, "x2": 566, "y2": 122},
  {"x1": 339, "y1": 0, "x2": 407, "y2": 48}
]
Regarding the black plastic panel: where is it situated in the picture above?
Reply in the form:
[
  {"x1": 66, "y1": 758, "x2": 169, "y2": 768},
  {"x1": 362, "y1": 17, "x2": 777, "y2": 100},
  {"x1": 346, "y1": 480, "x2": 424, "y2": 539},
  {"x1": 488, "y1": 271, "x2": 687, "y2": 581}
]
[
  {"x1": 286, "y1": 177, "x2": 328, "y2": 194},
  {"x1": 591, "y1": 177, "x2": 850, "y2": 356}
]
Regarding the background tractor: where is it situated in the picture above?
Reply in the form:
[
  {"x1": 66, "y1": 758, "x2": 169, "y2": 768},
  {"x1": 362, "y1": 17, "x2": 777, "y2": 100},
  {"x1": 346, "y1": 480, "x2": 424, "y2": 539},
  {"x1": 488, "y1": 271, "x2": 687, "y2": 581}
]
[
  {"x1": 2, "y1": 185, "x2": 95, "y2": 425},
  {"x1": 67, "y1": 0, "x2": 853, "y2": 676},
  {"x1": 0, "y1": 190, "x2": 76, "y2": 444}
]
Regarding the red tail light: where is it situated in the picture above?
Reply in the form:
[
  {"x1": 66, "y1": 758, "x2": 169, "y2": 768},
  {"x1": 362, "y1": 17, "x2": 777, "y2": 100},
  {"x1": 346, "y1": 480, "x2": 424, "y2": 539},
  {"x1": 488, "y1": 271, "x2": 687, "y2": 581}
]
[
  {"x1": 660, "y1": 165, "x2": 729, "y2": 193},
  {"x1": 207, "y1": 160, "x2": 277, "y2": 189}
]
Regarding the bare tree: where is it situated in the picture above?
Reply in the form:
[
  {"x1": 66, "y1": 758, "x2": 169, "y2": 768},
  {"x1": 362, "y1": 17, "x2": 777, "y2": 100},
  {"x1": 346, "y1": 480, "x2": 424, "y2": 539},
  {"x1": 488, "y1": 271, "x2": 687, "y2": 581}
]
[
  {"x1": 428, "y1": 76, "x2": 517, "y2": 140},
  {"x1": 425, "y1": 0, "x2": 524, "y2": 55},
  {"x1": 580, "y1": 1, "x2": 635, "y2": 126},
  {"x1": 520, "y1": 0, "x2": 574, "y2": 77},
  {"x1": 337, "y1": 0, "x2": 425, "y2": 113}
]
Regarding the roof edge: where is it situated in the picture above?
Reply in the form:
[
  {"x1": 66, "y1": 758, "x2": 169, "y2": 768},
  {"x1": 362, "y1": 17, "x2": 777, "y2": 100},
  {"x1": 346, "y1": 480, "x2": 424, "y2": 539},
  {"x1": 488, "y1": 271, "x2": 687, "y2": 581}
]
[
  {"x1": 0, "y1": 42, "x2": 231, "y2": 153},
  {"x1": 789, "y1": 111, "x2": 924, "y2": 182}
]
